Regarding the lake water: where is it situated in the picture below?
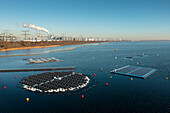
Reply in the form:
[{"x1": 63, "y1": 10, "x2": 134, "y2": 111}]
[{"x1": 0, "y1": 41, "x2": 169, "y2": 113}]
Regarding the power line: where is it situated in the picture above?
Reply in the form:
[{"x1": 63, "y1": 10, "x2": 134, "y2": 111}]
[{"x1": 22, "y1": 30, "x2": 30, "y2": 40}]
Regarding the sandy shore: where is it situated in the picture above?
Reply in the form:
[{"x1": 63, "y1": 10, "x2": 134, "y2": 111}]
[
  {"x1": 0, "y1": 41, "x2": 103, "y2": 52},
  {"x1": 0, "y1": 45, "x2": 60, "y2": 51},
  {"x1": 0, "y1": 53, "x2": 41, "y2": 57},
  {"x1": 0, "y1": 42, "x2": 104, "y2": 57},
  {"x1": 0, "y1": 45, "x2": 87, "y2": 57},
  {"x1": 50, "y1": 45, "x2": 86, "y2": 53}
]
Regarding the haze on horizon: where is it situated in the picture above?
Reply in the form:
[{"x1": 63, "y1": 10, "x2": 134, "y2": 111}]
[{"x1": 0, "y1": 0, "x2": 170, "y2": 40}]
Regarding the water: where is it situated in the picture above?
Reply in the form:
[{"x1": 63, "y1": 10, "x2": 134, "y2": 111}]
[{"x1": 0, "y1": 41, "x2": 169, "y2": 113}]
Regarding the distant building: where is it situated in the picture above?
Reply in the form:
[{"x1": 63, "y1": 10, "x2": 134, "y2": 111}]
[
  {"x1": 85, "y1": 38, "x2": 95, "y2": 41},
  {"x1": 0, "y1": 36, "x2": 17, "y2": 41}
]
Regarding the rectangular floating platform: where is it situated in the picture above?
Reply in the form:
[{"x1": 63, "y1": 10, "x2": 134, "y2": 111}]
[{"x1": 110, "y1": 65, "x2": 157, "y2": 79}]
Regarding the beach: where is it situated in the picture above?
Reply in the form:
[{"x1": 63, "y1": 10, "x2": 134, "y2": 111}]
[
  {"x1": 0, "y1": 41, "x2": 103, "y2": 51},
  {"x1": 0, "y1": 45, "x2": 96, "y2": 57}
]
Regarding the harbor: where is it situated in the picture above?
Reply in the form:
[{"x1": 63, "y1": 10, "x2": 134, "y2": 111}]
[
  {"x1": 0, "y1": 0, "x2": 170, "y2": 112},
  {"x1": 0, "y1": 41, "x2": 169, "y2": 113}
]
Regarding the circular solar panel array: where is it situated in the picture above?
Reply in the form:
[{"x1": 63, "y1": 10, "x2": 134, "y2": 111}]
[{"x1": 19, "y1": 72, "x2": 90, "y2": 93}]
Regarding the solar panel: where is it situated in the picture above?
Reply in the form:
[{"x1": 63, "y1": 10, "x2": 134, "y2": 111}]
[{"x1": 110, "y1": 65, "x2": 157, "y2": 79}]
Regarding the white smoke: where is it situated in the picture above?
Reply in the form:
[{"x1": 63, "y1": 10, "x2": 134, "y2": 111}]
[{"x1": 23, "y1": 23, "x2": 50, "y2": 34}]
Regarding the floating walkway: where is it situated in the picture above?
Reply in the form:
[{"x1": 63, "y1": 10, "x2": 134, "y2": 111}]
[
  {"x1": 0, "y1": 67, "x2": 75, "y2": 72},
  {"x1": 24, "y1": 57, "x2": 63, "y2": 64},
  {"x1": 126, "y1": 53, "x2": 149, "y2": 59},
  {"x1": 110, "y1": 65, "x2": 157, "y2": 79},
  {"x1": 16, "y1": 71, "x2": 97, "y2": 94}
]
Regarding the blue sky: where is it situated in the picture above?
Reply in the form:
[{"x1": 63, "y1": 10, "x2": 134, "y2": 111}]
[{"x1": 0, "y1": 0, "x2": 170, "y2": 40}]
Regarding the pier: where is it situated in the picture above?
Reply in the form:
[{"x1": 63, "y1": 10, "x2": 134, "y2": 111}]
[{"x1": 0, "y1": 67, "x2": 75, "y2": 72}]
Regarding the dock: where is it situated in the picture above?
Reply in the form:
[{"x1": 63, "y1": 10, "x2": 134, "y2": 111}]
[
  {"x1": 0, "y1": 67, "x2": 75, "y2": 72},
  {"x1": 110, "y1": 65, "x2": 157, "y2": 79}
]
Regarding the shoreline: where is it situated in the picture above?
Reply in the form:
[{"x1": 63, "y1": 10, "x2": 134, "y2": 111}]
[
  {"x1": 50, "y1": 45, "x2": 86, "y2": 53},
  {"x1": 0, "y1": 53, "x2": 41, "y2": 57},
  {"x1": 0, "y1": 41, "x2": 103, "y2": 52},
  {"x1": 0, "y1": 45, "x2": 61, "y2": 51},
  {"x1": 0, "y1": 44, "x2": 101, "y2": 57}
]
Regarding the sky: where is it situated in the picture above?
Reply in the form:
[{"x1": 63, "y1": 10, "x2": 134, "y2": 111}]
[{"x1": 0, "y1": 0, "x2": 170, "y2": 40}]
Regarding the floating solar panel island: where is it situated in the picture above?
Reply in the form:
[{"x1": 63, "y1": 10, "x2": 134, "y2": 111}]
[
  {"x1": 18, "y1": 71, "x2": 97, "y2": 94},
  {"x1": 23, "y1": 57, "x2": 64, "y2": 64},
  {"x1": 110, "y1": 65, "x2": 157, "y2": 79}
]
